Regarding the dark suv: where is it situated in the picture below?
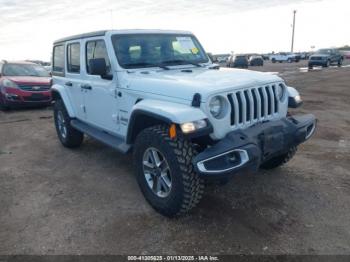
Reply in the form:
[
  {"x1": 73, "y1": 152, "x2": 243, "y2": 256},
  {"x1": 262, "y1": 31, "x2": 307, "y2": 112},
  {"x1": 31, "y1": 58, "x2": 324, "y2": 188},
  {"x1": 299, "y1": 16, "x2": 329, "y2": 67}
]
[
  {"x1": 227, "y1": 55, "x2": 249, "y2": 68},
  {"x1": 308, "y1": 48, "x2": 343, "y2": 69}
]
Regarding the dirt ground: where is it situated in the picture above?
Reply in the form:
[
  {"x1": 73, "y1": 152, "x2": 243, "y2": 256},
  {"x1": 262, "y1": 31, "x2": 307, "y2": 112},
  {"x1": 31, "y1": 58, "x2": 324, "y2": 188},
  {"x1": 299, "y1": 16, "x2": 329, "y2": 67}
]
[{"x1": 0, "y1": 60, "x2": 350, "y2": 255}]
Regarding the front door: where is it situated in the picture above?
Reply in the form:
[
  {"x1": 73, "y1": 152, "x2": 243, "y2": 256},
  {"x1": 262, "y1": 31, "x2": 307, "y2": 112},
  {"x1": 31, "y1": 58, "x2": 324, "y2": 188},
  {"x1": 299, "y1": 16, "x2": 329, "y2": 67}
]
[{"x1": 82, "y1": 38, "x2": 119, "y2": 134}]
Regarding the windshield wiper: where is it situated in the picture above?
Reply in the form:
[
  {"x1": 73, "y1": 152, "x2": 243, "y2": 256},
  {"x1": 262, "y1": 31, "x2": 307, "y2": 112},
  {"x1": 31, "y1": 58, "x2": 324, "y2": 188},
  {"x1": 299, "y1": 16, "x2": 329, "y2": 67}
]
[
  {"x1": 123, "y1": 62, "x2": 170, "y2": 70},
  {"x1": 162, "y1": 59, "x2": 202, "y2": 67}
]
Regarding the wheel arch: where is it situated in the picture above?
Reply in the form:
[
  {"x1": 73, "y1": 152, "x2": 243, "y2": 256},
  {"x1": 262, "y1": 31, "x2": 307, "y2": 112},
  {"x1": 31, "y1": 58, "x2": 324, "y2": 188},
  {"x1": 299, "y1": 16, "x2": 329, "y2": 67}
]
[
  {"x1": 51, "y1": 85, "x2": 75, "y2": 118},
  {"x1": 126, "y1": 109, "x2": 172, "y2": 144},
  {"x1": 126, "y1": 99, "x2": 208, "y2": 144}
]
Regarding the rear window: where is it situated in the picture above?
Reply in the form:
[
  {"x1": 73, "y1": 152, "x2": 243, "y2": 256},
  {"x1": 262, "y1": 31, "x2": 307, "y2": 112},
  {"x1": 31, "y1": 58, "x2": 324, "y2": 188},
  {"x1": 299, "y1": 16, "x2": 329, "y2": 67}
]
[
  {"x1": 53, "y1": 45, "x2": 64, "y2": 75},
  {"x1": 67, "y1": 43, "x2": 80, "y2": 74}
]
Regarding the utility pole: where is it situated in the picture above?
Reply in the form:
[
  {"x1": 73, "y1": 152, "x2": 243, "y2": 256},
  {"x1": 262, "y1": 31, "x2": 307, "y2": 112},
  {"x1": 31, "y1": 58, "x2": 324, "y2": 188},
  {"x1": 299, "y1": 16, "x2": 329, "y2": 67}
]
[
  {"x1": 291, "y1": 10, "x2": 297, "y2": 52},
  {"x1": 110, "y1": 9, "x2": 113, "y2": 29}
]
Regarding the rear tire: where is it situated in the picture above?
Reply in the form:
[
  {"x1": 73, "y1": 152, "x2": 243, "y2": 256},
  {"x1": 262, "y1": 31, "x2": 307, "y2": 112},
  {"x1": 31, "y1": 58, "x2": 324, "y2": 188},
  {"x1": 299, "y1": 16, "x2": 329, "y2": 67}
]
[
  {"x1": 54, "y1": 99, "x2": 84, "y2": 148},
  {"x1": 133, "y1": 125, "x2": 204, "y2": 217},
  {"x1": 272, "y1": 58, "x2": 276, "y2": 63},
  {"x1": 260, "y1": 147, "x2": 297, "y2": 170}
]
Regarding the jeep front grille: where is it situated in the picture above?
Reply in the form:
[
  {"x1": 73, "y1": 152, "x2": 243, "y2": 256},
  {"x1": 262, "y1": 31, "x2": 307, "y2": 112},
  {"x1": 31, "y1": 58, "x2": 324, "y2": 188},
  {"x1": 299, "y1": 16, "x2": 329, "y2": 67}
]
[{"x1": 227, "y1": 85, "x2": 279, "y2": 126}]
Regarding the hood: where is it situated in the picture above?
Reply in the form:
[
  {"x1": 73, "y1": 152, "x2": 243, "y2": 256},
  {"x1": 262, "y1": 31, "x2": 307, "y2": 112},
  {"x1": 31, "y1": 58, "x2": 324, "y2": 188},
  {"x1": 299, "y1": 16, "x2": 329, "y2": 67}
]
[
  {"x1": 127, "y1": 67, "x2": 282, "y2": 102},
  {"x1": 5, "y1": 76, "x2": 51, "y2": 85}
]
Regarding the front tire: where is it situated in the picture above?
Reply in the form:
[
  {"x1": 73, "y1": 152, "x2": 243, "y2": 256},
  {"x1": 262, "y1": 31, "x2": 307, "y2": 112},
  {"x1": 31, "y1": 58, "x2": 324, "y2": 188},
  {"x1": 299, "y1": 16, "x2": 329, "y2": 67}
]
[
  {"x1": 260, "y1": 147, "x2": 297, "y2": 170},
  {"x1": 323, "y1": 60, "x2": 330, "y2": 68},
  {"x1": 338, "y1": 59, "x2": 343, "y2": 67},
  {"x1": 133, "y1": 125, "x2": 204, "y2": 217},
  {"x1": 54, "y1": 99, "x2": 84, "y2": 148}
]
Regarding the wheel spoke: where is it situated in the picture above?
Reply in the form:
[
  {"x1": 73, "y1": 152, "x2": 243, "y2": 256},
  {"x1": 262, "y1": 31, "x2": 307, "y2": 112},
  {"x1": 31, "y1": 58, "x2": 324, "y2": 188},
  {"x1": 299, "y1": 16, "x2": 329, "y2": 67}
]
[
  {"x1": 160, "y1": 175, "x2": 171, "y2": 192},
  {"x1": 143, "y1": 161, "x2": 155, "y2": 174},
  {"x1": 159, "y1": 160, "x2": 169, "y2": 173},
  {"x1": 151, "y1": 149, "x2": 162, "y2": 167}
]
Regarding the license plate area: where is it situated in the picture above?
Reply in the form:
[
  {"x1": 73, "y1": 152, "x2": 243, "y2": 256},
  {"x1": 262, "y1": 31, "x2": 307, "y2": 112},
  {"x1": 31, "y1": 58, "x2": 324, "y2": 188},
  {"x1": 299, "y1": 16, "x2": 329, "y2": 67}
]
[{"x1": 263, "y1": 132, "x2": 284, "y2": 157}]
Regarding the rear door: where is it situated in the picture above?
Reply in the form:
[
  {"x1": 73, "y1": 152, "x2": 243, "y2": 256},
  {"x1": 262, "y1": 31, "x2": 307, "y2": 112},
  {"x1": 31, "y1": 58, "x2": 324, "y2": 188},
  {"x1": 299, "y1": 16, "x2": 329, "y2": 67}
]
[{"x1": 64, "y1": 40, "x2": 86, "y2": 120}]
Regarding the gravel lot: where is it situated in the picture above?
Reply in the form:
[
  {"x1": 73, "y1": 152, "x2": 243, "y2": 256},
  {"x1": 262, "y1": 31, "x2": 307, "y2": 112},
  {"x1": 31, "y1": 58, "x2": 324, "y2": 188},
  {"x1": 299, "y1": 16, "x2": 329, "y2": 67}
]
[{"x1": 1, "y1": 60, "x2": 350, "y2": 255}]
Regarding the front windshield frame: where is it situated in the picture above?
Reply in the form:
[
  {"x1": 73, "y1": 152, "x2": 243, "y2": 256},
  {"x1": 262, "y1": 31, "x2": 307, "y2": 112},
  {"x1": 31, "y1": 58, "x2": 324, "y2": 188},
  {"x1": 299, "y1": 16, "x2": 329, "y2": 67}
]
[
  {"x1": 111, "y1": 33, "x2": 209, "y2": 69},
  {"x1": 2, "y1": 63, "x2": 50, "y2": 77}
]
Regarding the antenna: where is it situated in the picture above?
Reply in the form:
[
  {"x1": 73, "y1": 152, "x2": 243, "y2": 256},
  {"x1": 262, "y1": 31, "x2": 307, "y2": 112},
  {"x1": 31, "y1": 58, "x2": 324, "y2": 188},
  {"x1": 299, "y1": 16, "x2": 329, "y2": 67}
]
[{"x1": 291, "y1": 10, "x2": 297, "y2": 52}]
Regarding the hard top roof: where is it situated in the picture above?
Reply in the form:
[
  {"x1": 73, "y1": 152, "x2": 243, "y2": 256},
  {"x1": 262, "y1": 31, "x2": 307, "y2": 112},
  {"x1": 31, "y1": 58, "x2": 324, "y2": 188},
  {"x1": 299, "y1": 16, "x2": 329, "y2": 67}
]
[{"x1": 53, "y1": 29, "x2": 193, "y2": 44}]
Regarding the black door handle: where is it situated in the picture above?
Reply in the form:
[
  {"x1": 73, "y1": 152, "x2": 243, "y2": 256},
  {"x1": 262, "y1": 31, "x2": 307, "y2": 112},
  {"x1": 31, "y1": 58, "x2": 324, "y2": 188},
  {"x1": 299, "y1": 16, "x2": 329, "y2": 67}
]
[
  {"x1": 81, "y1": 84, "x2": 92, "y2": 90},
  {"x1": 65, "y1": 81, "x2": 73, "y2": 87}
]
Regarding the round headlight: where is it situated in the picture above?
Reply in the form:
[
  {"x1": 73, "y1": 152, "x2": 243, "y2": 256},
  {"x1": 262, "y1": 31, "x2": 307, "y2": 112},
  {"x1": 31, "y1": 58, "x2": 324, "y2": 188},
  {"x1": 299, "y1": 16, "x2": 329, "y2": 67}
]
[
  {"x1": 209, "y1": 96, "x2": 225, "y2": 118},
  {"x1": 276, "y1": 84, "x2": 285, "y2": 101}
]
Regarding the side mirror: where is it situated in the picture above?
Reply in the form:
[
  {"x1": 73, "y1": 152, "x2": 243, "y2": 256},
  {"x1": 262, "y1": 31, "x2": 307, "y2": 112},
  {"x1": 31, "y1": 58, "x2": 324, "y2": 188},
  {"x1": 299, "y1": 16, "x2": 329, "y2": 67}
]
[{"x1": 89, "y1": 58, "x2": 108, "y2": 77}]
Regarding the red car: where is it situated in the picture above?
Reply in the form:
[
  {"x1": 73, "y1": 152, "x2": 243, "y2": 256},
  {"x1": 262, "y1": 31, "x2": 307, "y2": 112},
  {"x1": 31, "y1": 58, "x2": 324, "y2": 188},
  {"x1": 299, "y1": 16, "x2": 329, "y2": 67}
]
[{"x1": 0, "y1": 60, "x2": 52, "y2": 110}]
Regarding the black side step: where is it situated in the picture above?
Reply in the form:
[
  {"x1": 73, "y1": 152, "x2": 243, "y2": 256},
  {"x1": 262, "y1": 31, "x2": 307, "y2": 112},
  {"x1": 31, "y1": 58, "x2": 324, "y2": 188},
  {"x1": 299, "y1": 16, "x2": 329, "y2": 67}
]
[{"x1": 70, "y1": 119, "x2": 131, "y2": 154}]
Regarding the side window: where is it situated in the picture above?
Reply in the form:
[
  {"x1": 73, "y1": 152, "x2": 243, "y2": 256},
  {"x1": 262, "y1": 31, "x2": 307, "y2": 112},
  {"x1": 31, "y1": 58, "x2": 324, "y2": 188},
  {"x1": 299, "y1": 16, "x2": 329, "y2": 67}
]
[
  {"x1": 67, "y1": 43, "x2": 80, "y2": 74},
  {"x1": 86, "y1": 40, "x2": 111, "y2": 75},
  {"x1": 53, "y1": 45, "x2": 64, "y2": 75}
]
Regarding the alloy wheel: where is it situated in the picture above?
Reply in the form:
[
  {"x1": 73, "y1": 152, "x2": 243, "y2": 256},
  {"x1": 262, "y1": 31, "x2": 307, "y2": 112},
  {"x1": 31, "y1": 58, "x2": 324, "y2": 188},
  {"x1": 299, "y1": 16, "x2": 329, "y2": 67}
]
[{"x1": 142, "y1": 147, "x2": 172, "y2": 198}]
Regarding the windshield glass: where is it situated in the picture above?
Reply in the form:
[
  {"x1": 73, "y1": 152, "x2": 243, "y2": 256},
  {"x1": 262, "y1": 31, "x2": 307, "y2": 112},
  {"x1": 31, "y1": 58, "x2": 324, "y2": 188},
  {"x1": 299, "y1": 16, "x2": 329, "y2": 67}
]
[
  {"x1": 112, "y1": 34, "x2": 209, "y2": 69},
  {"x1": 316, "y1": 49, "x2": 332, "y2": 54},
  {"x1": 3, "y1": 64, "x2": 50, "y2": 77}
]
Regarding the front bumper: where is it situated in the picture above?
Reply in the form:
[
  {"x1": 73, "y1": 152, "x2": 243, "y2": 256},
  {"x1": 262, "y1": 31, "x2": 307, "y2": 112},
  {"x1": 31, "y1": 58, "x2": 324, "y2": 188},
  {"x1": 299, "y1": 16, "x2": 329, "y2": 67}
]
[
  {"x1": 1, "y1": 87, "x2": 52, "y2": 106},
  {"x1": 193, "y1": 114, "x2": 316, "y2": 177},
  {"x1": 308, "y1": 61, "x2": 327, "y2": 66}
]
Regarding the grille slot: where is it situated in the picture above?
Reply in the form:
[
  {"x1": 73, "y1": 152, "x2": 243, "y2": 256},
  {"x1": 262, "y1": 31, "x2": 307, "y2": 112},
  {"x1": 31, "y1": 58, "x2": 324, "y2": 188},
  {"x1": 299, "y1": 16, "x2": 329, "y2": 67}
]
[{"x1": 228, "y1": 85, "x2": 279, "y2": 127}]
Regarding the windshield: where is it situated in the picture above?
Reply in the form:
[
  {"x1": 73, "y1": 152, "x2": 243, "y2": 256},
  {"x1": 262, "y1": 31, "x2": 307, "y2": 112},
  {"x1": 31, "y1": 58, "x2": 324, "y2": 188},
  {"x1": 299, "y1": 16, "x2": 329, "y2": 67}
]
[
  {"x1": 112, "y1": 34, "x2": 209, "y2": 69},
  {"x1": 316, "y1": 49, "x2": 332, "y2": 54},
  {"x1": 3, "y1": 64, "x2": 50, "y2": 77}
]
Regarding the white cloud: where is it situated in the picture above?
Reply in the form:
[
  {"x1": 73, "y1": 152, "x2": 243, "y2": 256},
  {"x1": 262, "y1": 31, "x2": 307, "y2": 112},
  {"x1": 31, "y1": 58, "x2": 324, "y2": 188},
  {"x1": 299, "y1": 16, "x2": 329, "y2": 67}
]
[{"x1": 0, "y1": 0, "x2": 349, "y2": 60}]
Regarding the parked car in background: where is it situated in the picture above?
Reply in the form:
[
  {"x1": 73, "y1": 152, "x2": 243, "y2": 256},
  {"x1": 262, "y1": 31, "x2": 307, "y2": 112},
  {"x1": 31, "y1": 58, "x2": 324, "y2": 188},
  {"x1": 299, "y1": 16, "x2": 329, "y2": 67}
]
[
  {"x1": 270, "y1": 52, "x2": 300, "y2": 63},
  {"x1": 0, "y1": 60, "x2": 52, "y2": 110},
  {"x1": 227, "y1": 55, "x2": 249, "y2": 68},
  {"x1": 308, "y1": 49, "x2": 343, "y2": 69},
  {"x1": 261, "y1": 54, "x2": 270, "y2": 60},
  {"x1": 249, "y1": 55, "x2": 264, "y2": 66}
]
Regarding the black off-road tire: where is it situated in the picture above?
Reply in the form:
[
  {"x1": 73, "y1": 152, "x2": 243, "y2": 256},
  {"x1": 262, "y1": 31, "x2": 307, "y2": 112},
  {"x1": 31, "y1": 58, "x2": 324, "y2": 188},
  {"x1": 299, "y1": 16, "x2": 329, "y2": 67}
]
[
  {"x1": 0, "y1": 99, "x2": 9, "y2": 111},
  {"x1": 323, "y1": 60, "x2": 330, "y2": 68},
  {"x1": 338, "y1": 59, "x2": 343, "y2": 67},
  {"x1": 133, "y1": 125, "x2": 204, "y2": 217},
  {"x1": 260, "y1": 146, "x2": 297, "y2": 170},
  {"x1": 54, "y1": 99, "x2": 84, "y2": 148}
]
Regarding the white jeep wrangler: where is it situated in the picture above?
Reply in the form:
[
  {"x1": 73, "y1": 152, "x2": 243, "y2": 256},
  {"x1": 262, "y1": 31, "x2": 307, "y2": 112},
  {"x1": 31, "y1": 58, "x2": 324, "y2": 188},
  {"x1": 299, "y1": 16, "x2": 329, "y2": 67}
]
[{"x1": 51, "y1": 30, "x2": 316, "y2": 217}]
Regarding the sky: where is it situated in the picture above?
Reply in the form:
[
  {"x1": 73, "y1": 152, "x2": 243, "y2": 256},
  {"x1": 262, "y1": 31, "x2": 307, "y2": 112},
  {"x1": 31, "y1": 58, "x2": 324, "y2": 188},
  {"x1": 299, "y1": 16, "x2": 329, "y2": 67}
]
[{"x1": 0, "y1": 0, "x2": 349, "y2": 61}]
